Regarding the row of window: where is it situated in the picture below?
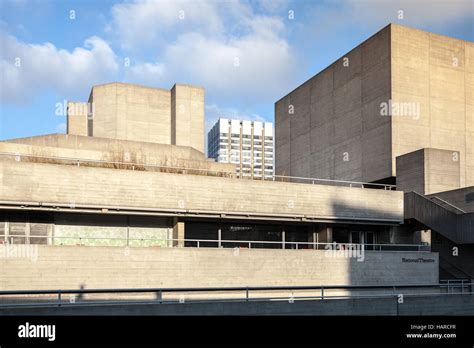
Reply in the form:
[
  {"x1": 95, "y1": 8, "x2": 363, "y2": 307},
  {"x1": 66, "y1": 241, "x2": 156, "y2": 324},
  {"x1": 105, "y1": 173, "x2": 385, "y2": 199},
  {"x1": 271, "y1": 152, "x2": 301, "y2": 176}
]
[{"x1": 219, "y1": 133, "x2": 273, "y2": 140}]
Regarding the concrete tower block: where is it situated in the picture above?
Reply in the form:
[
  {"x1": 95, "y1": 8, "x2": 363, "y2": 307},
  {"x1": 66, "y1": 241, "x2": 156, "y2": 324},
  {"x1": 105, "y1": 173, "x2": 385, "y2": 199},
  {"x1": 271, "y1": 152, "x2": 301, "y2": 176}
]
[{"x1": 396, "y1": 148, "x2": 461, "y2": 194}]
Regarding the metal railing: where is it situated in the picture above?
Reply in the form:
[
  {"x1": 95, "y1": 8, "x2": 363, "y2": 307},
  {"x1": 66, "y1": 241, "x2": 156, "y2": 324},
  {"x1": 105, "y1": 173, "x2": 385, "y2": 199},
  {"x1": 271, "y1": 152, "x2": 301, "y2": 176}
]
[
  {"x1": 271, "y1": 174, "x2": 396, "y2": 190},
  {"x1": 0, "y1": 234, "x2": 431, "y2": 251},
  {"x1": 0, "y1": 282, "x2": 471, "y2": 309},
  {"x1": 440, "y1": 279, "x2": 471, "y2": 293},
  {"x1": 0, "y1": 152, "x2": 396, "y2": 190},
  {"x1": 405, "y1": 192, "x2": 474, "y2": 244},
  {"x1": 429, "y1": 196, "x2": 466, "y2": 214}
]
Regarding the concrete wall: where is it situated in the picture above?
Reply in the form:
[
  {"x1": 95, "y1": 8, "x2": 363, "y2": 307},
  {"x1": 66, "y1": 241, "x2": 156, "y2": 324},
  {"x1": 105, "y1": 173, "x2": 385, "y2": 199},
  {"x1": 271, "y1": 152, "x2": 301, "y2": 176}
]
[
  {"x1": 396, "y1": 148, "x2": 461, "y2": 194},
  {"x1": 171, "y1": 84, "x2": 205, "y2": 153},
  {"x1": 424, "y1": 148, "x2": 461, "y2": 194},
  {"x1": 275, "y1": 23, "x2": 473, "y2": 185},
  {"x1": 4, "y1": 133, "x2": 202, "y2": 160},
  {"x1": 66, "y1": 102, "x2": 88, "y2": 136},
  {"x1": 0, "y1": 161, "x2": 404, "y2": 223},
  {"x1": 391, "y1": 24, "x2": 474, "y2": 188},
  {"x1": 86, "y1": 82, "x2": 205, "y2": 153},
  {"x1": 90, "y1": 83, "x2": 172, "y2": 145},
  {"x1": 275, "y1": 25, "x2": 392, "y2": 182},
  {"x1": 396, "y1": 149, "x2": 425, "y2": 193},
  {"x1": 0, "y1": 245, "x2": 438, "y2": 290},
  {"x1": 0, "y1": 134, "x2": 235, "y2": 175}
]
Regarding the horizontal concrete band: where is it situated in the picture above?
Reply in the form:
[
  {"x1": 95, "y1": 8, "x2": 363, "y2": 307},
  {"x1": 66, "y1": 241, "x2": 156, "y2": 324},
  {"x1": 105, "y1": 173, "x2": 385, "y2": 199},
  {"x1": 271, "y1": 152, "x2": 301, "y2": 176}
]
[
  {"x1": 0, "y1": 161, "x2": 404, "y2": 223},
  {"x1": 0, "y1": 201, "x2": 402, "y2": 224},
  {"x1": 0, "y1": 245, "x2": 439, "y2": 291}
]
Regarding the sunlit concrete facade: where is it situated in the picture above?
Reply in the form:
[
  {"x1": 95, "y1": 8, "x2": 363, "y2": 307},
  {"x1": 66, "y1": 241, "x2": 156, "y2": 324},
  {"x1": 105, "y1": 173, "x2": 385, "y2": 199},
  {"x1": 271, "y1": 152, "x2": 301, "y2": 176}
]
[{"x1": 68, "y1": 82, "x2": 205, "y2": 154}]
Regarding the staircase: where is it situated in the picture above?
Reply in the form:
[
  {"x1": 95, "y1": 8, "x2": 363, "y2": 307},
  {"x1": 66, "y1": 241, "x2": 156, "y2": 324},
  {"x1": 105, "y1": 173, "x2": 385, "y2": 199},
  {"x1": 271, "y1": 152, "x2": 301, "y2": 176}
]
[
  {"x1": 439, "y1": 255, "x2": 473, "y2": 279},
  {"x1": 404, "y1": 192, "x2": 474, "y2": 244}
]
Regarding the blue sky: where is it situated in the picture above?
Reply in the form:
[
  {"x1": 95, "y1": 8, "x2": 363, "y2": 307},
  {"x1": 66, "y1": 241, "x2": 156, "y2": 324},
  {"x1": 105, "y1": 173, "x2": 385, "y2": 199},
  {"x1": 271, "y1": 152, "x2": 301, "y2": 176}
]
[{"x1": 1, "y1": 0, "x2": 473, "y2": 140}]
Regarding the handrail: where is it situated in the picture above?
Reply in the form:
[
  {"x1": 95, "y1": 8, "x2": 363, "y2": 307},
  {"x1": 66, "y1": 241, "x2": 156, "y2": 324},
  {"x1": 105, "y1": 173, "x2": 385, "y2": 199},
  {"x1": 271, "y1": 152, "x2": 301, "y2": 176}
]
[
  {"x1": 411, "y1": 191, "x2": 459, "y2": 214},
  {"x1": 0, "y1": 283, "x2": 471, "y2": 309},
  {"x1": 406, "y1": 191, "x2": 474, "y2": 244},
  {"x1": 0, "y1": 151, "x2": 396, "y2": 190},
  {"x1": 429, "y1": 196, "x2": 466, "y2": 214},
  {"x1": 0, "y1": 283, "x2": 470, "y2": 296},
  {"x1": 0, "y1": 234, "x2": 431, "y2": 251},
  {"x1": 271, "y1": 174, "x2": 396, "y2": 190},
  {"x1": 439, "y1": 255, "x2": 473, "y2": 279}
]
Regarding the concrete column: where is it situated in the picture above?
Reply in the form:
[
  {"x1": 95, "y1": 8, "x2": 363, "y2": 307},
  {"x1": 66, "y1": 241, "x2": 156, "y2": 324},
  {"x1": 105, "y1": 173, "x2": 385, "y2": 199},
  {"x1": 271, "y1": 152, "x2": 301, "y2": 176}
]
[
  {"x1": 126, "y1": 216, "x2": 130, "y2": 247},
  {"x1": 218, "y1": 228, "x2": 222, "y2": 248},
  {"x1": 51, "y1": 221, "x2": 55, "y2": 246},
  {"x1": 25, "y1": 222, "x2": 31, "y2": 245},
  {"x1": 172, "y1": 218, "x2": 185, "y2": 247},
  {"x1": 4, "y1": 221, "x2": 8, "y2": 243},
  {"x1": 282, "y1": 228, "x2": 286, "y2": 249},
  {"x1": 48, "y1": 223, "x2": 53, "y2": 245},
  {"x1": 327, "y1": 226, "x2": 333, "y2": 243}
]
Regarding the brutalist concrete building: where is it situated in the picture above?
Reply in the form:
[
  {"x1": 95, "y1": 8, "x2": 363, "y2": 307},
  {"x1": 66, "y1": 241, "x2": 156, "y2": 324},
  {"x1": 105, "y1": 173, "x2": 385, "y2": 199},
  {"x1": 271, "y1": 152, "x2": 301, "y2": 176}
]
[
  {"x1": 275, "y1": 23, "x2": 473, "y2": 189},
  {"x1": 275, "y1": 23, "x2": 474, "y2": 279},
  {"x1": 68, "y1": 82, "x2": 206, "y2": 153},
  {"x1": 0, "y1": 24, "x2": 472, "y2": 292}
]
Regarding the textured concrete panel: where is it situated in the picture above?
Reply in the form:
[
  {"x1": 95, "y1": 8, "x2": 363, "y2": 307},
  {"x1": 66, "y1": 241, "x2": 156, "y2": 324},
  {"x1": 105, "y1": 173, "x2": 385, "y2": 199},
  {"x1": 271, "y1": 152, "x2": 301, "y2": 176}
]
[
  {"x1": 361, "y1": 25, "x2": 391, "y2": 72},
  {"x1": 396, "y1": 148, "x2": 461, "y2": 194},
  {"x1": 276, "y1": 24, "x2": 391, "y2": 182},
  {"x1": 91, "y1": 83, "x2": 171, "y2": 145},
  {"x1": 310, "y1": 92, "x2": 334, "y2": 128},
  {"x1": 171, "y1": 84, "x2": 205, "y2": 153},
  {"x1": 362, "y1": 123, "x2": 392, "y2": 182},
  {"x1": 333, "y1": 77, "x2": 362, "y2": 118},
  {"x1": 66, "y1": 102, "x2": 89, "y2": 136},
  {"x1": 0, "y1": 161, "x2": 404, "y2": 222},
  {"x1": 396, "y1": 149, "x2": 425, "y2": 193},
  {"x1": 425, "y1": 148, "x2": 461, "y2": 194},
  {"x1": 0, "y1": 246, "x2": 437, "y2": 290},
  {"x1": 82, "y1": 82, "x2": 206, "y2": 153},
  {"x1": 333, "y1": 49, "x2": 361, "y2": 90}
]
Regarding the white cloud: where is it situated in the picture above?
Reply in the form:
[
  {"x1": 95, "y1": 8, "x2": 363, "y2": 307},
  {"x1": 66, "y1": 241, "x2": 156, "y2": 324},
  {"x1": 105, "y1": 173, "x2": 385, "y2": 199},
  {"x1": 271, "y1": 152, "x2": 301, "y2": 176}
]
[
  {"x1": 161, "y1": 30, "x2": 295, "y2": 102},
  {"x1": 257, "y1": 0, "x2": 291, "y2": 13},
  {"x1": 205, "y1": 103, "x2": 266, "y2": 132},
  {"x1": 115, "y1": 1, "x2": 299, "y2": 104},
  {"x1": 109, "y1": 0, "x2": 223, "y2": 51},
  {"x1": 0, "y1": 33, "x2": 119, "y2": 104},
  {"x1": 204, "y1": 103, "x2": 266, "y2": 150},
  {"x1": 125, "y1": 62, "x2": 165, "y2": 85}
]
